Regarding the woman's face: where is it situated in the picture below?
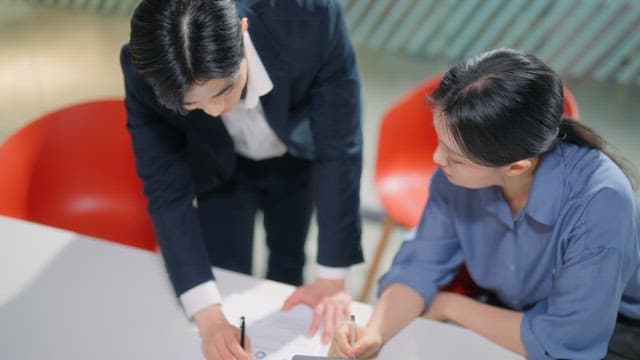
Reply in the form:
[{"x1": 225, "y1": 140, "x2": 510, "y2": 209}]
[{"x1": 432, "y1": 110, "x2": 505, "y2": 189}]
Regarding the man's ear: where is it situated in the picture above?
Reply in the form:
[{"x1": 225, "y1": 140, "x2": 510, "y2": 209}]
[
  {"x1": 504, "y1": 158, "x2": 534, "y2": 177},
  {"x1": 240, "y1": 17, "x2": 248, "y2": 33}
]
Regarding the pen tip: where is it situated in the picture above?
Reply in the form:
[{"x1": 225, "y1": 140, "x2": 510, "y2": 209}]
[{"x1": 350, "y1": 314, "x2": 355, "y2": 321}]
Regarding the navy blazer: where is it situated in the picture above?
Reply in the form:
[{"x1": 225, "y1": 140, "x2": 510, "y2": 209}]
[{"x1": 120, "y1": 0, "x2": 363, "y2": 296}]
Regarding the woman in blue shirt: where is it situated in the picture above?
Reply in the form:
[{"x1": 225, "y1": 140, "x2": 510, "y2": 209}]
[{"x1": 330, "y1": 49, "x2": 640, "y2": 359}]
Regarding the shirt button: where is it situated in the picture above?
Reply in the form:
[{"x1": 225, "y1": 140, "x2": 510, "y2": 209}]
[{"x1": 509, "y1": 265, "x2": 515, "y2": 271}]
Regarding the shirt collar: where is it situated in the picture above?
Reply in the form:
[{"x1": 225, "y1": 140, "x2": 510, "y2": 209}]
[
  {"x1": 522, "y1": 144, "x2": 565, "y2": 226},
  {"x1": 237, "y1": 32, "x2": 273, "y2": 109},
  {"x1": 478, "y1": 144, "x2": 566, "y2": 228}
]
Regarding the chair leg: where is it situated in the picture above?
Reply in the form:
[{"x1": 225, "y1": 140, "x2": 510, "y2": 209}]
[{"x1": 358, "y1": 216, "x2": 395, "y2": 302}]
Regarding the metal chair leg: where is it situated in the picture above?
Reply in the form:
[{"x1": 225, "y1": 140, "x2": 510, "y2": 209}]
[{"x1": 358, "y1": 215, "x2": 395, "y2": 302}]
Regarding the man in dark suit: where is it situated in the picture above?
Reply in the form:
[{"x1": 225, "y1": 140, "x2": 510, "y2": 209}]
[{"x1": 120, "y1": 0, "x2": 363, "y2": 358}]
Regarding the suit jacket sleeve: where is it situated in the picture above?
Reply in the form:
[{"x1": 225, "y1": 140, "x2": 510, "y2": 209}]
[
  {"x1": 308, "y1": 2, "x2": 364, "y2": 267},
  {"x1": 120, "y1": 46, "x2": 214, "y2": 296}
]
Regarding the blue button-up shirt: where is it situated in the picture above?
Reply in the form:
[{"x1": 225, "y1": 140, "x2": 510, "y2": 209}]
[{"x1": 378, "y1": 142, "x2": 640, "y2": 359}]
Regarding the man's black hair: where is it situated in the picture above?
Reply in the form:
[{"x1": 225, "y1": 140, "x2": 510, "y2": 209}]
[{"x1": 129, "y1": 0, "x2": 243, "y2": 114}]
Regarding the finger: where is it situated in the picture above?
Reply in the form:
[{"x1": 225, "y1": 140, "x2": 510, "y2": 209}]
[
  {"x1": 282, "y1": 289, "x2": 302, "y2": 311},
  {"x1": 215, "y1": 329, "x2": 240, "y2": 360},
  {"x1": 322, "y1": 303, "x2": 337, "y2": 344},
  {"x1": 328, "y1": 343, "x2": 350, "y2": 358},
  {"x1": 215, "y1": 336, "x2": 237, "y2": 360},
  {"x1": 351, "y1": 337, "x2": 366, "y2": 357},
  {"x1": 328, "y1": 327, "x2": 351, "y2": 358},
  {"x1": 352, "y1": 343, "x2": 365, "y2": 359},
  {"x1": 359, "y1": 344, "x2": 381, "y2": 360},
  {"x1": 205, "y1": 333, "x2": 229, "y2": 360},
  {"x1": 327, "y1": 346, "x2": 340, "y2": 357},
  {"x1": 341, "y1": 298, "x2": 351, "y2": 320},
  {"x1": 226, "y1": 335, "x2": 249, "y2": 360},
  {"x1": 337, "y1": 324, "x2": 353, "y2": 354},
  {"x1": 308, "y1": 302, "x2": 325, "y2": 336},
  {"x1": 333, "y1": 303, "x2": 349, "y2": 330},
  {"x1": 353, "y1": 335, "x2": 378, "y2": 359},
  {"x1": 204, "y1": 341, "x2": 222, "y2": 360}
]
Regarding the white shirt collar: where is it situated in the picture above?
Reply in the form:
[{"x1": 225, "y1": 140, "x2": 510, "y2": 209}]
[{"x1": 238, "y1": 32, "x2": 273, "y2": 109}]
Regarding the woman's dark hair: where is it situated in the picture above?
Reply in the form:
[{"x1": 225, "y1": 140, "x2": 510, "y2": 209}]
[
  {"x1": 129, "y1": 0, "x2": 243, "y2": 114},
  {"x1": 429, "y1": 48, "x2": 637, "y2": 189}
]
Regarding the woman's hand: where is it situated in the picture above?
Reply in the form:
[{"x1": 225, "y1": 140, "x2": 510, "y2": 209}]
[{"x1": 328, "y1": 323, "x2": 382, "y2": 359}]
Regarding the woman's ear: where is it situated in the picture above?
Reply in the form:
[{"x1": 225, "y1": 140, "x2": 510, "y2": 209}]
[{"x1": 504, "y1": 158, "x2": 534, "y2": 177}]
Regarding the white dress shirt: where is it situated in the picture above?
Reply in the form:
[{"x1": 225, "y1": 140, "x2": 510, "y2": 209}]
[{"x1": 220, "y1": 32, "x2": 287, "y2": 160}]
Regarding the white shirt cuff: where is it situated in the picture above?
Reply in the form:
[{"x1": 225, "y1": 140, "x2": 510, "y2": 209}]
[
  {"x1": 179, "y1": 281, "x2": 222, "y2": 319},
  {"x1": 316, "y1": 265, "x2": 349, "y2": 279}
]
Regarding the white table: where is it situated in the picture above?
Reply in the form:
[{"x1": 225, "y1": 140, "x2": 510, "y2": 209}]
[{"x1": 0, "y1": 215, "x2": 522, "y2": 359}]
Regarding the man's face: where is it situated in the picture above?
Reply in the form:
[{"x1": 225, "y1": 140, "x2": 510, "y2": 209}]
[{"x1": 182, "y1": 57, "x2": 248, "y2": 117}]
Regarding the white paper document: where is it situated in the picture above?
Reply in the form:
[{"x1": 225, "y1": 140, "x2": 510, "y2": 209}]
[{"x1": 184, "y1": 285, "x2": 329, "y2": 360}]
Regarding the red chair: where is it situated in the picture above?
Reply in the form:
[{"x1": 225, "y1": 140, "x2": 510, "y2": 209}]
[
  {"x1": 358, "y1": 75, "x2": 580, "y2": 301},
  {"x1": 0, "y1": 99, "x2": 156, "y2": 251}
]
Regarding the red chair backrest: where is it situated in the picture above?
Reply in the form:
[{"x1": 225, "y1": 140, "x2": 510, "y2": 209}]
[
  {"x1": 375, "y1": 76, "x2": 441, "y2": 228},
  {"x1": 375, "y1": 74, "x2": 580, "y2": 228},
  {"x1": 0, "y1": 99, "x2": 156, "y2": 251}
]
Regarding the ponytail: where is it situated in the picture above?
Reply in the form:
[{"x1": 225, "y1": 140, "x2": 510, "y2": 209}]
[{"x1": 559, "y1": 117, "x2": 638, "y2": 190}]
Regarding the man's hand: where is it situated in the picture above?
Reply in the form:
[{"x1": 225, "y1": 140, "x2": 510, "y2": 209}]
[
  {"x1": 281, "y1": 278, "x2": 351, "y2": 343},
  {"x1": 194, "y1": 304, "x2": 252, "y2": 360}
]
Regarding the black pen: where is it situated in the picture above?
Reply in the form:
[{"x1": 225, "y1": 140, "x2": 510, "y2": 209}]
[
  {"x1": 240, "y1": 316, "x2": 246, "y2": 349},
  {"x1": 349, "y1": 314, "x2": 356, "y2": 359}
]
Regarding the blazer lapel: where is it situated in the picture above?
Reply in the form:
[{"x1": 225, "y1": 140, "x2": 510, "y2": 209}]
[{"x1": 242, "y1": 7, "x2": 291, "y2": 143}]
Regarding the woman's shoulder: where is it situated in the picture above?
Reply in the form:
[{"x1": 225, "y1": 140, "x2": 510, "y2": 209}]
[
  {"x1": 557, "y1": 143, "x2": 638, "y2": 252},
  {"x1": 558, "y1": 142, "x2": 635, "y2": 203}
]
